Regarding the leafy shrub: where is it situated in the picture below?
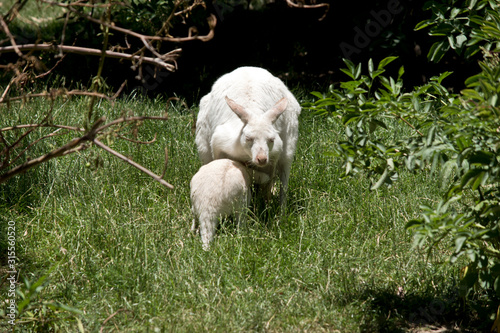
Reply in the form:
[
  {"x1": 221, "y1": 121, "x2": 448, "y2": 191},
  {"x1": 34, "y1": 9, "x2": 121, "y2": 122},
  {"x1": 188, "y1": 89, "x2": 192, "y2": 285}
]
[
  {"x1": 415, "y1": 0, "x2": 500, "y2": 61},
  {"x1": 305, "y1": 41, "x2": 499, "y2": 312}
]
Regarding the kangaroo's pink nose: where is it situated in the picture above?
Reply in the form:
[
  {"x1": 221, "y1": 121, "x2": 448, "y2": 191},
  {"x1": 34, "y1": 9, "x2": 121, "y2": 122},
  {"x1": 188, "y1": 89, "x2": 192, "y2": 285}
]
[{"x1": 256, "y1": 155, "x2": 268, "y2": 165}]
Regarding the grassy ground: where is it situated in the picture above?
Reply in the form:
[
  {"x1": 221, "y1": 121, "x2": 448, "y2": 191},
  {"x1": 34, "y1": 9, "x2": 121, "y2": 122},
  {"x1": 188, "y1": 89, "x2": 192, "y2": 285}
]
[{"x1": 0, "y1": 93, "x2": 484, "y2": 332}]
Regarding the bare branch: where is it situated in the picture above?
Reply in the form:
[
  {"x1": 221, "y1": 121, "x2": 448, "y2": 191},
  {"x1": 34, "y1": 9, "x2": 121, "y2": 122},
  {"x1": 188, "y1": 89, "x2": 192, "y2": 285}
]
[
  {"x1": 174, "y1": 0, "x2": 206, "y2": 17},
  {"x1": 1, "y1": 124, "x2": 84, "y2": 133},
  {"x1": 6, "y1": 128, "x2": 66, "y2": 169},
  {"x1": 93, "y1": 138, "x2": 174, "y2": 189},
  {"x1": 118, "y1": 133, "x2": 157, "y2": 144},
  {"x1": 285, "y1": 0, "x2": 330, "y2": 21},
  {"x1": 112, "y1": 80, "x2": 128, "y2": 100},
  {"x1": 1, "y1": 115, "x2": 172, "y2": 187},
  {"x1": 0, "y1": 117, "x2": 105, "y2": 184},
  {"x1": 0, "y1": 89, "x2": 115, "y2": 104},
  {"x1": 3, "y1": 0, "x2": 29, "y2": 26},
  {"x1": 35, "y1": 54, "x2": 67, "y2": 79},
  {"x1": 0, "y1": 16, "x2": 23, "y2": 57},
  {"x1": 95, "y1": 116, "x2": 169, "y2": 133},
  {"x1": 0, "y1": 44, "x2": 179, "y2": 71}
]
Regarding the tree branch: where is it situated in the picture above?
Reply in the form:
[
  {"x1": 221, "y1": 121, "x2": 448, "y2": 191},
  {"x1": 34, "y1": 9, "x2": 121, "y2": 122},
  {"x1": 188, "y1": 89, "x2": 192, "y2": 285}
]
[
  {"x1": 0, "y1": 44, "x2": 180, "y2": 71},
  {"x1": 0, "y1": 89, "x2": 116, "y2": 104},
  {"x1": 285, "y1": 0, "x2": 330, "y2": 21},
  {"x1": 0, "y1": 117, "x2": 105, "y2": 184},
  {"x1": 93, "y1": 138, "x2": 174, "y2": 189}
]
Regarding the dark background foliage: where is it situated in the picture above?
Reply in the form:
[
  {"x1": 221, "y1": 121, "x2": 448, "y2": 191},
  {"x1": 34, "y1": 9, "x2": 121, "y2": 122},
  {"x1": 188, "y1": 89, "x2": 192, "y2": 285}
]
[{"x1": 3, "y1": 0, "x2": 482, "y2": 103}]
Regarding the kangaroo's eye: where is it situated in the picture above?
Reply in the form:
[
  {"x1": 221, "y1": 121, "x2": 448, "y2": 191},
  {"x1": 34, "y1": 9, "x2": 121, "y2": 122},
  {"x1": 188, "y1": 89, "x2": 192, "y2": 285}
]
[
  {"x1": 269, "y1": 138, "x2": 275, "y2": 143},
  {"x1": 246, "y1": 136, "x2": 254, "y2": 142}
]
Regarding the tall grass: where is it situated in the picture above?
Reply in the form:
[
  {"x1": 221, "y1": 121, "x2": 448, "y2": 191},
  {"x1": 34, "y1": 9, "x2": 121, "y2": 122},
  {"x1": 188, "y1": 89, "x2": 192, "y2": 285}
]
[{"x1": 0, "y1": 93, "x2": 481, "y2": 331}]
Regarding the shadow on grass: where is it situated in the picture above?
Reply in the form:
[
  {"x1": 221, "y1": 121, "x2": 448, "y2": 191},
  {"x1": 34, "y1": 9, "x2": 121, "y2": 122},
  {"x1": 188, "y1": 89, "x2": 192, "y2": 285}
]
[{"x1": 341, "y1": 287, "x2": 495, "y2": 332}]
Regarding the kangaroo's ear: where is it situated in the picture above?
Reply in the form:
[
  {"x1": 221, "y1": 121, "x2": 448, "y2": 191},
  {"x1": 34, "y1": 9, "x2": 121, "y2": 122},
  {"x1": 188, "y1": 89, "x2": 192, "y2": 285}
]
[
  {"x1": 266, "y1": 97, "x2": 288, "y2": 124},
  {"x1": 225, "y1": 96, "x2": 250, "y2": 124}
]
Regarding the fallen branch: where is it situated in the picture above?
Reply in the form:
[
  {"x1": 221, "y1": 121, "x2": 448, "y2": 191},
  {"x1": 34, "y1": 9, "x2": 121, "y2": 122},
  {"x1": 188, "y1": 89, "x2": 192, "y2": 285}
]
[{"x1": 93, "y1": 138, "x2": 174, "y2": 189}]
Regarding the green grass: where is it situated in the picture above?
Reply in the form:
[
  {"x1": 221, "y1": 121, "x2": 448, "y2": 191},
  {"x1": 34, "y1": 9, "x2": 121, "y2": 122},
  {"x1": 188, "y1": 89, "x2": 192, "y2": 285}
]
[{"x1": 0, "y1": 93, "x2": 484, "y2": 331}]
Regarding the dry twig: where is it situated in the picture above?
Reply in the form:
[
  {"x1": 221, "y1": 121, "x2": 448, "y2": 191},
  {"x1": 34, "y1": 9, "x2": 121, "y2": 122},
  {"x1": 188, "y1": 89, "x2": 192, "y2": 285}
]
[
  {"x1": 93, "y1": 138, "x2": 174, "y2": 189},
  {"x1": 285, "y1": 0, "x2": 330, "y2": 21}
]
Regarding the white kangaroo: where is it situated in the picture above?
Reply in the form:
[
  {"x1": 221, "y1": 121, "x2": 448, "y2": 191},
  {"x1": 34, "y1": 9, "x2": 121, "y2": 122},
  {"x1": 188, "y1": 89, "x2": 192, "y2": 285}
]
[
  {"x1": 190, "y1": 159, "x2": 252, "y2": 250},
  {"x1": 195, "y1": 66, "x2": 301, "y2": 205}
]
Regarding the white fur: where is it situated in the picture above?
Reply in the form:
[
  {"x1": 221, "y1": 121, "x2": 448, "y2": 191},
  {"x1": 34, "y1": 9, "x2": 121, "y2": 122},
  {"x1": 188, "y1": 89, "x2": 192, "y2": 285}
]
[
  {"x1": 190, "y1": 159, "x2": 252, "y2": 250},
  {"x1": 195, "y1": 66, "x2": 301, "y2": 205}
]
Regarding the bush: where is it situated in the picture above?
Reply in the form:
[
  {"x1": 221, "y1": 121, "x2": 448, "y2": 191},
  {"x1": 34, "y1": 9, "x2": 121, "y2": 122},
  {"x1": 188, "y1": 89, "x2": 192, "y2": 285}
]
[
  {"x1": 415, "y1": 0, "x2": 500, "y2": 61},
  {"x1": 305, "y1": 12, "x2": 500, "y2": 316}
]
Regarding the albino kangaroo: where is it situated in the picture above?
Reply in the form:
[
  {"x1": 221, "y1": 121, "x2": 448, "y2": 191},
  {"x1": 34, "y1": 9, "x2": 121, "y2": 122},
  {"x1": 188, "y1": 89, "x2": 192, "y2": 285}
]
[
  {"x1": 190, "y1": 159, "x2": 251, "y2": 250},
  {"x1": 195, "y1": 66, "x2": 301, "y2": 205}
]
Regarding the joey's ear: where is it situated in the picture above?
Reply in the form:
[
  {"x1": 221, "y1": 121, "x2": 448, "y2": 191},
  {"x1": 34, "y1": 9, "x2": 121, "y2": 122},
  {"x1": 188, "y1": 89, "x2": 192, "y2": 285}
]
[
  {"x1": 225, "y1": 96, "x2": 250, "y2": 124},
  {"x1": 266, "y1": 97, "x2": 288, "y2": 123}
]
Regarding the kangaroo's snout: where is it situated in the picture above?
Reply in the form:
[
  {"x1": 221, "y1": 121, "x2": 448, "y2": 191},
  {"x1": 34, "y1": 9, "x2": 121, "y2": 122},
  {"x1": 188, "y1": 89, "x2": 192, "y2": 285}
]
[{"x1": 256, "y1": 154, "x2": 268, "y2": 166}]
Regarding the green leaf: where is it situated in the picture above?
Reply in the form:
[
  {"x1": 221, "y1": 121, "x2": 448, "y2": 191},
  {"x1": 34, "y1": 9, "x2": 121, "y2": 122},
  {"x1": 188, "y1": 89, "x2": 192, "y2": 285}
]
[
  {"x1": 368, "y1": 59, "x2": 374, "y2": 78},
  {"x1": 456, "y1": 34, "x2": 468, "y2": 48},
  {"x1": 310, "y1": 91, "x2": 324, "y2": 99},
  {"x1": 426, "y1": 126, "x2": 436, "y2": 146},
  {"x1": 495, "y1": 276, "x2": 500, "y2": 296},
  {"x1": 370, "y1": 158, "x2": 394, "y2": 190},
  {"x1": 398, "y1": 66, "x2": 405, "y2": 80},
  {"x1": 343, "y1": 58, "x2": 356, "y2": 72},
  {"x1": 468, "y1": 0, "x2": 478, "y2": 10},
  {"x1": 415, "y1": 19, "x2": 436, "y2": 31},
  {"x1": 450, "y1": 7, "x2": 461, "y2": 19},
  {"x1": 459, "y1": 265, "x2": 478, "y2": 297},
  {"x1": 354, "y1": 63, "x2": 362, "y2": 80},
  {"x1": 369, "y1": 119, "x2": 387, "y2": 131},
  {"x1": 377, "y1": 56, "x2": 398, "y2": 70},
  {"x1": 428, "y1": 41, "x2": 449, "y2": 62},
  {"x1": 340, "y1": 68, "x2": 356, "y2": 80},
  {"x1": 461, "y1": 168, "x2": 485, "y2": 188},
  {"x1": 455, "y1": 235, "x2": 467, "y2": 253},
  {"x1": 435, "y1": 71, "x2": 453, "y2": 84},
  {"x1": 471, "y1": 170, "x2": 488, "y2": 190},
  {"x1": 48, "y1": 301, "x2": 83, "y2": 315}
]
